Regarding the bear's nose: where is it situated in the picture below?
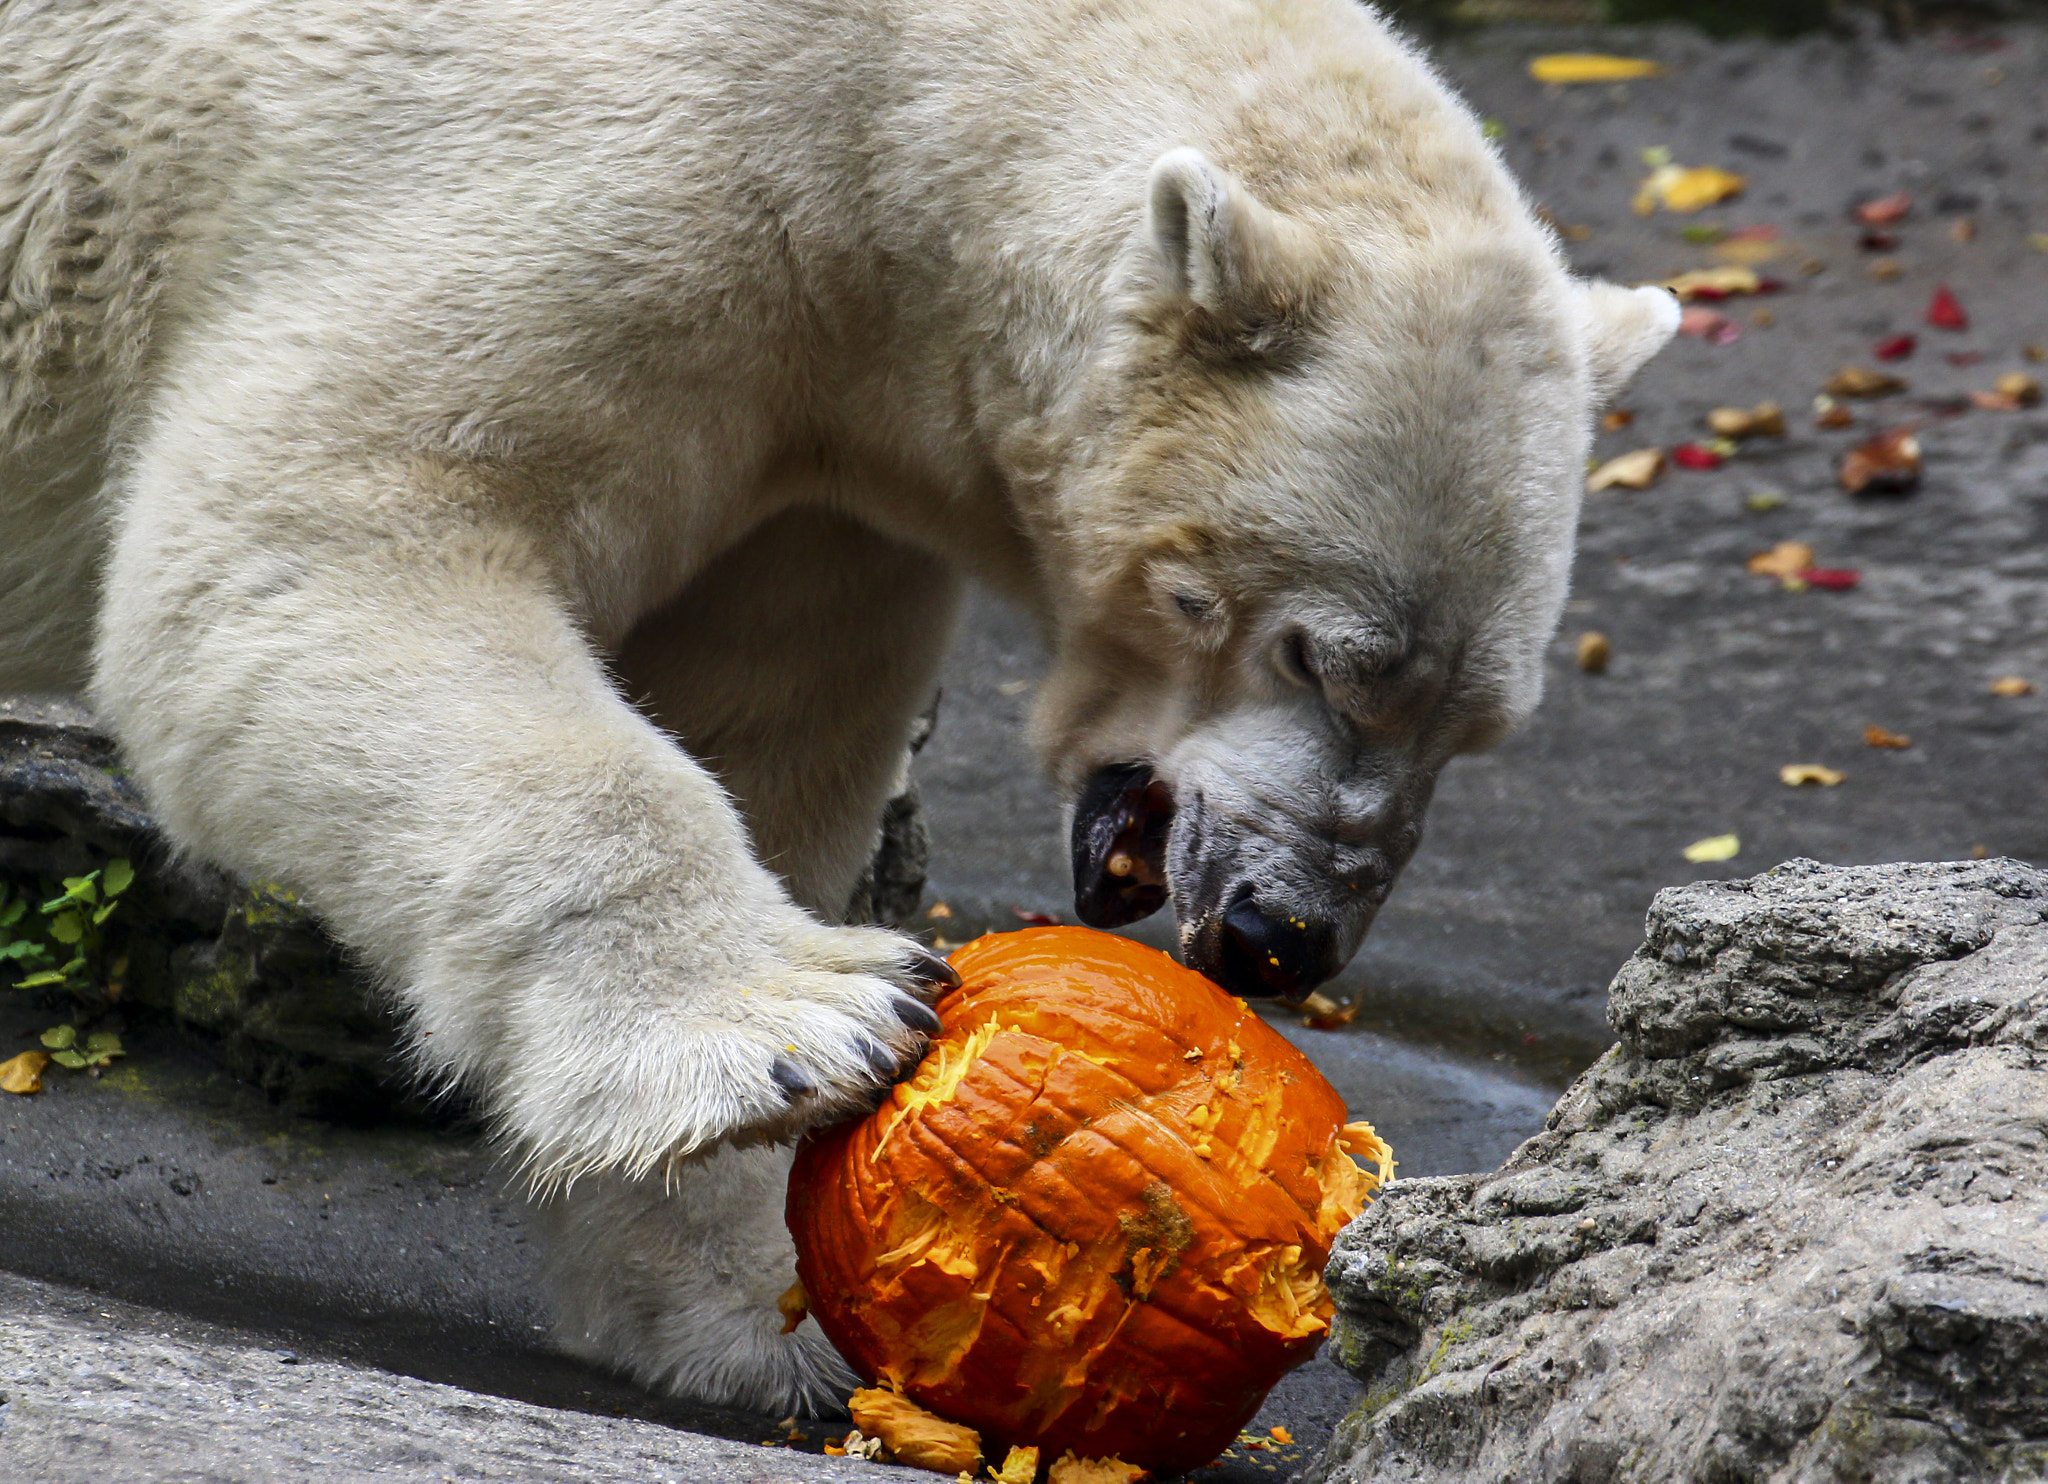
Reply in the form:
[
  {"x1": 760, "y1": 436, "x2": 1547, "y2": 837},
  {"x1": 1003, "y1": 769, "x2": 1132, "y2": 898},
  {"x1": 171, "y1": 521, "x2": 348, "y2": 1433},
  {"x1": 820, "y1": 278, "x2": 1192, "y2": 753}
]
[{"x1": 1213, "y1": 898, "x2": 1339, "y2": 1003}]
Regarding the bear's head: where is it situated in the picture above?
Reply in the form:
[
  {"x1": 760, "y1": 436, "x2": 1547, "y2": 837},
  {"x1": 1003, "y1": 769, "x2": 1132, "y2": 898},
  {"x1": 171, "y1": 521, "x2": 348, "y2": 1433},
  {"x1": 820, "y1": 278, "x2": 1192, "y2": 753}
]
[{"x1": 1028, "y1": 148, "x2": 1677, "y2": 1001}]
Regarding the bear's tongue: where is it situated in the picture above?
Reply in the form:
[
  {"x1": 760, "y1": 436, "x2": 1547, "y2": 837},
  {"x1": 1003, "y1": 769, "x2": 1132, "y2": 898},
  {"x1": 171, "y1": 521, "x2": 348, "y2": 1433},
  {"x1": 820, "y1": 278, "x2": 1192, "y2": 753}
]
[{"x1": 1070, "y1": 763, "x2": 1174, "y2": 929}]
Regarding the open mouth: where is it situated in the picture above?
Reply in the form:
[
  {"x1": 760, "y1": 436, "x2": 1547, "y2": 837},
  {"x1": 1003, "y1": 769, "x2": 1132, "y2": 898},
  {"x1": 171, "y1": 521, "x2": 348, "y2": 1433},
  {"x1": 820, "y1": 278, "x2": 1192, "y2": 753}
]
[{"x1": 1070, "y1": 762, "x2": 1174, "y2": 929}]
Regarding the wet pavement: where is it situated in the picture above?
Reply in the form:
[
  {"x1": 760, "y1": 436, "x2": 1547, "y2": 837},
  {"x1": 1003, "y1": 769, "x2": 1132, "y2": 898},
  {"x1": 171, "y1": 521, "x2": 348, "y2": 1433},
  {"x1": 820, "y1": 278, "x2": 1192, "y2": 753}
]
[{"x1": 6, "y1": 16, "x2": 2047, "y2": 1483}]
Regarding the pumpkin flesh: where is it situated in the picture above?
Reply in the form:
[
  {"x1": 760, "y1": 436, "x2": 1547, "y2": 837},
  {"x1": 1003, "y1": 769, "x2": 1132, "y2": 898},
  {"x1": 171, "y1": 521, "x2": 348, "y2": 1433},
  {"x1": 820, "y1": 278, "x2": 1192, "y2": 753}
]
[{"x1": 788, "y1": 927, "x2": 1390, "y2": 1477}]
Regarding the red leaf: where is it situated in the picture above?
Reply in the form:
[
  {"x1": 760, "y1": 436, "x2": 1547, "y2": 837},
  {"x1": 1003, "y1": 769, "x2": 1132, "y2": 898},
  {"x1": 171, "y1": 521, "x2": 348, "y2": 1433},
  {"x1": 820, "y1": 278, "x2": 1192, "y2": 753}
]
[
  {"x1": 1799, "y1": 567, "x2": 1861, "y2": 591},
  {"x1": 1671, "y1": 442, "x2": 1726, "y2": 470},
  {"x1": 1854, "y1": 192, "x2": 1912, "y2": 227},
  {"x1": 1874, "y1": 334, "x2": 1917, "y2": 362},
  {"x1": 1945, "y1": 350, "x2": 1985, "y2": 368},
  {"x1": 1926, "y1": 286, "x2": 1968, "y2": 331}
]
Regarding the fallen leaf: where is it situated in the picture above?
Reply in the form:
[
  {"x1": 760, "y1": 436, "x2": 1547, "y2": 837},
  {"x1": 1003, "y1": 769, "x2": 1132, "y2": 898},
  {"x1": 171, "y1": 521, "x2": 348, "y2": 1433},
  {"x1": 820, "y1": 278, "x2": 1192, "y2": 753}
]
[
  {"x1": 1747, "y1": 541, "x2": 1815, "y2": 580},
  {"x1": 1801, "y1": 566, "x2": 1862, "y2": 591},
  {"x1": 1839, "y1": 428, "x2": 1922, "y2": 496},
  {"x1": 1671, "y1": 442, "x2": 1725, "y2": 471},
  {"x1": 1950, "y1": 217, "x2": 1976, "y2": 243},
  {"x1": 1707, "y1": 402, "x2": 1786, "y2": 438},
  {"x1": 1681, "y1": 223, "x2": 1727, "y2": 244},
  {"x1": 1812, "y1": 395, "x2": 1855, "y2": 429},
  {"x1": 1601, "y1": 409, "x2": 1635, "y2": 432},
  {"x1": 1751, "y1": 307, "x2": 1776, "y2": 328},
  {"x1": 1530, "y1": 53, "x2": 1664, "y2": 83},
  {"x1": 1683, "y1": 834, "x2": 1740, "y2": 864},
  {"x1": 1825, "y1": 366, "x2": 1907, "y2": 398},
  {"x1": 1990, "y1": 676, "x2": 2036, "y2": 697},
  {"x1": 1635, "y1": 164, "x2": 1745, "y2": 216},
  {"x1": 1995, "y1": 372, "x2": 2043, "y2": 406},
  {"x1": 1678, "y1": 306, "x2": 1737, "y2": 342},
  {"x1": 1859, "y1": 228, "x2": 1898, "y2": 252},
  {"x1": 1873, "y1": 334, "x2": 1917, "y2": 362},
  {"x1": 1745, "y1": 487, "x2": 1787, "y2": 512},
  {"x1": 1662, "y1": 266, "x2": 1775, "y2": 302},
  {"x1": 1303, "y1": 997, "x2": 1358, "y2": 1031},
  {"x1": 1864, "y1": 725, "x2": 1912, "y2": 749},
  {"x1": 1867, "y1": 258, "x2": 1903, "y2": 282},
  {"x1": 1, "y1": 1050, "x2": 50, "y2": 1096},
  {"x1": 1971, "y1": 390, "x2": 2024, "y2": 412},
  {"x1": 1780, "y1": 764, "x2": 1846, "y2": 787},
  {"x1": 1713, "y1": 237, "x2": 1784, "y2": 268},
  {"x1": 1587, "y1": 448, "x2": 1664, "y2": 491},
  {"x1": 1926, "y1": 285, "x2": 1969, "y2": 331},
  {"x1": 2030, "y1": 345, "x2": 2048, "y2": 363},
  {"x1": 2031, "y1": 233, "x2": 2048, "y2": 254},
  {"x1": 1577, "y1": 632, "x2": 1611, "y2": 674},
  {"x1": 1853, "y1": 192, "x2": 1912, "y2": 226}
]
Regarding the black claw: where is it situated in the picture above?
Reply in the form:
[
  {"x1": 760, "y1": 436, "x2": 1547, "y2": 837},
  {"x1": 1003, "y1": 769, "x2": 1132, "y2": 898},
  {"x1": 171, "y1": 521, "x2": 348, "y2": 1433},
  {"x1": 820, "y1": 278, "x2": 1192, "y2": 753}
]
[
  {"x1": 770, "y1": 1055, "x2": 816, "y2": 1100},
  {"x1": 860, "y1": 1036, "x2": 900, "y2": 1081},
  {"x1": 905, "y1": 945, "x2": 961, "y2": 992},
  {"x1": 892, "y1": 992, "x2": 942, "y2": 1036}
]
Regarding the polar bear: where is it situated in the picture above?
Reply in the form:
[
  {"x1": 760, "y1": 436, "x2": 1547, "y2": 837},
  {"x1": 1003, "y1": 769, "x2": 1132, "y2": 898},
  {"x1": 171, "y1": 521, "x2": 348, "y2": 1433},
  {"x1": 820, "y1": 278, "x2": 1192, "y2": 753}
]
[{"x1": 1, "y1": 0, "x2": 1674, "y2": 1412}]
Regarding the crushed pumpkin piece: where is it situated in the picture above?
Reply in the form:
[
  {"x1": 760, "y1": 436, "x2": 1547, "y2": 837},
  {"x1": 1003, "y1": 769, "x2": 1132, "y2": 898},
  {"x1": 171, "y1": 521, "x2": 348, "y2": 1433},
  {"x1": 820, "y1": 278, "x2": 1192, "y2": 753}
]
[
  {"x1": 990, "y1": 1445, "x2": 1041, "y2": 1483},
  {"x1": 777, "y1": 1281, "x2": 809, "y2": 1335},
  {"x1": 849, "y1": 1389, "x2": 982, "y2": 1475},
  {"x1": 1048, "y1": 1453, "x2": 1148, "y2": 1484}
]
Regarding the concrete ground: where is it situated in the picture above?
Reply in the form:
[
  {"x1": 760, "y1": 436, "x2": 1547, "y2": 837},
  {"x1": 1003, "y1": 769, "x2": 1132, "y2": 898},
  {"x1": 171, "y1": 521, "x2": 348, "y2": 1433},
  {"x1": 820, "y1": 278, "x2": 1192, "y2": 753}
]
[{"x1": 4, "y1": 16, "x2": 2045, "y2": 1484}]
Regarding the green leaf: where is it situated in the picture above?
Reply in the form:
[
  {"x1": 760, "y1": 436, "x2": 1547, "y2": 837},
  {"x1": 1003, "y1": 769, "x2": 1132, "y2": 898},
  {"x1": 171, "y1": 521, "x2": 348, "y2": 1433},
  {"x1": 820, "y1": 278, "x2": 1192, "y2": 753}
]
[
  {"x1": 14, "y1": 970, "x2": 67, "y2": 989},
  {"x1": 0, "y1": 938, "x2": 48, "y2": 962},
  {"x1": 0, "y1": 897, "x2": 25, "y2": 928},
  {"x1": 50, "y1": 1049, "x2": 88, "y2": 1069},
  {"x1": 92, "y1": 901, "x2": 118, "y2": 925},
  {"x1": 58, "y1": 955, "x2": 85, "y2": 976},
  {"x1": 102, "y1": 860, "x2": 135, "y2": 897},
  {"x1": 40, "y1": 1025, "x2": 76, "y2": 1050},
  {"x1": 41, "y1": 873, "x2": 98, "y2": 912},
  {"x1": 84, "y1": 1032, "x2": 123, "y2": 1056},
  {"x1": 48, "y1": 911, "x2": 84, "y2": 945}
]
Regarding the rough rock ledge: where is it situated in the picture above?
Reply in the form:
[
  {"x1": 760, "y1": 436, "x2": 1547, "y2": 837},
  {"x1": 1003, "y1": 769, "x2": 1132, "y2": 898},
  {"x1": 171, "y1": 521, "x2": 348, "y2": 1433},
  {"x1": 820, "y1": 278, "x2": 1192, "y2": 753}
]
[{"x1": 1317, "y1": 859, "x2": 2048, "y2": 1484}]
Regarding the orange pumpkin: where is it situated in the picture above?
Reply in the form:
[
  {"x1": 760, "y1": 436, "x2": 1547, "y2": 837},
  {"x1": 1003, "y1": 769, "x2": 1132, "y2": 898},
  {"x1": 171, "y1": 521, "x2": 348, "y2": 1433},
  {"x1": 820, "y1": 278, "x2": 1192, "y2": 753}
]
[{"x1": 786, "y1": 927, "x2": 1391, "y2": 1477}]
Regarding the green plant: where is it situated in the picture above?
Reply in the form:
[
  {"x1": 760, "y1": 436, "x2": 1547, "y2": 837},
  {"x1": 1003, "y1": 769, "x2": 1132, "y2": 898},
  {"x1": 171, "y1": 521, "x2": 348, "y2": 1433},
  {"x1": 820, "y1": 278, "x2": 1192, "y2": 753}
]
[
  {"x1": 0, "y1": 859, "x2": 134, "y2": 992},
  {"x1": 38, "y1": 1023, "x2": 124, "y2": 1070}
]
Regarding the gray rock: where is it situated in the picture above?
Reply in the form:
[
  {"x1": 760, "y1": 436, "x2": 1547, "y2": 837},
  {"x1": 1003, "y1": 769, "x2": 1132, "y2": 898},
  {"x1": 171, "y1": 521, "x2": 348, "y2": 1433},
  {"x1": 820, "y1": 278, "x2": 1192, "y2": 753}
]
[
  {"x1": 0, "y1": 1269, "x2": 921, "y2": 1483},
  {"x1": 1318, "y1": 859, "x2": 2048, "y2": 1484}
]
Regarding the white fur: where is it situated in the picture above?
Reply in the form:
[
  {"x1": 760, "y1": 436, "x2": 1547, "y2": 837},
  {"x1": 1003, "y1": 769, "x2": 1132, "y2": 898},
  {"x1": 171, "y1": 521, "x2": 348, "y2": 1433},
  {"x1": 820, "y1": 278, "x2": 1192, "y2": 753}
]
[{"x1": 0, "y1": 0, "x2": 1673, "y2": 1411}]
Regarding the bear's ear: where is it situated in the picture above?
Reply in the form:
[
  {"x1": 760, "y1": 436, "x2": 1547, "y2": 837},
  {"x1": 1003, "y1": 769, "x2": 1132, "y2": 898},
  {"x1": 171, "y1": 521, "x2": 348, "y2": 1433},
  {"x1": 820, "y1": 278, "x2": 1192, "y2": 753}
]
[
  {"x1": 1146, "y1": 148, "x2": 1319, "y2": 326},
  {"x1": 1579, "y1": 281, "x2": 1681, "y2": 406}
]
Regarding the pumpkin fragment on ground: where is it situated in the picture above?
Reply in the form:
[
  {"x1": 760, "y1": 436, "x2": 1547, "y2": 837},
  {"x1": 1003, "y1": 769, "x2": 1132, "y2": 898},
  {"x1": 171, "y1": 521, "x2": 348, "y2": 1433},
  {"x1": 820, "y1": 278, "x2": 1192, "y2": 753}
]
[
  {"x1": 787, "y1": 927, "x2": 1392, "y2": 1478},
  {"x1": 1047, "y1": 1453, "x2": 1148, "y2": 1484},
  {"x1": 847, "y1": 1387, "x2": 982, "y2": 1474}
]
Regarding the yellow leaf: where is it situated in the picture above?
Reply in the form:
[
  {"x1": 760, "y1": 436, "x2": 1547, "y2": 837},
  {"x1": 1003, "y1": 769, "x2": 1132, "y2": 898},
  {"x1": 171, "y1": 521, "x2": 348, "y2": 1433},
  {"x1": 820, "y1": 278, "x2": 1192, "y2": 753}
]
[
  {"x1": 1637, "y1": 164, "x2": 1746, "y2": 215},
  {"x1": 1990, "y1": 676, "x2": 2035, "y2": 697},
  {"x1": 1530, "y1": 53, "x2": 1664, "y2": 84},
  {"x1": 1587, "y1": 448, "x2": 1664, "y2": 492},
  {"x1": 1, "y1": 1050, "x2": 50, "y2": 1095},
  {"x1": 1662, "y1": 266, "x2": 1763, "y2": 302},
  {"x1": 1746, "y1": 542, "x2": 1814, "y2": 580},
  {"x1": 1780, "y1": 764, "x2": 1846, "y2": 787},
  {"x1": 1683, "y1": 834, "x2": 1740, "y2": 864}
]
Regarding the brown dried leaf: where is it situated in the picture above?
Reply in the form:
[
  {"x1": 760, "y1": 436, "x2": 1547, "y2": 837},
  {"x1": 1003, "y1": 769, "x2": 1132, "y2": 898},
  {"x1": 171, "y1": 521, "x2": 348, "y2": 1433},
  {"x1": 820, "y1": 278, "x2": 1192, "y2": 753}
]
[
  {"x1": 1839, "y1": 428, "x2": 1922, "y2": 496},
  {"x1": 1864, "y1": 726, "x2": 1912, "y2": 749},
  {"x1": 1577, "y1": 632, "x2": 1612, "y2": 674},
  {"x1": 1825, "y1": 366, "x2": 1907, "y2": 399},
  {"x1": 1707, "y1": 402, "x2": 1786, "y2": 439},
  {"x1": 1994, "y1": 372, "x2": 2042, "y2": 406},
  {"x1": 1990, "y1": 676, "x2": 2036, "y2": 698},
  {"x1": 1747, "y1": 542, "x2": 1815, "y2": 580}
]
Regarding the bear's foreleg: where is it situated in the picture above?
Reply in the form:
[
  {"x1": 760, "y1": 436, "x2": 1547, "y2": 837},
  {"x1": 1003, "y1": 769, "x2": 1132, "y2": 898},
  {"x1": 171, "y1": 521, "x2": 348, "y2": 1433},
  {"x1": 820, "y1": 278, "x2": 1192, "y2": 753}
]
[
  {"x1": 93, "y1": 449, "x2": 952, "y2": 1191},
  {"x1": 546, "y1": 506, "x2": 963, "y2": 1410}
]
